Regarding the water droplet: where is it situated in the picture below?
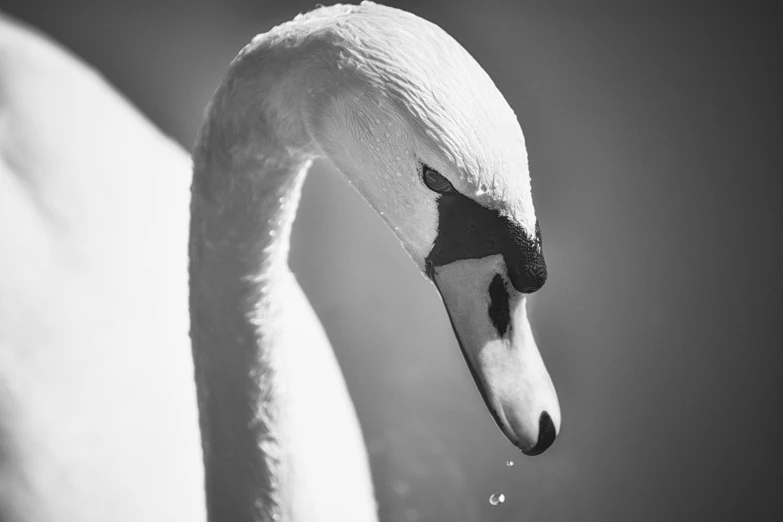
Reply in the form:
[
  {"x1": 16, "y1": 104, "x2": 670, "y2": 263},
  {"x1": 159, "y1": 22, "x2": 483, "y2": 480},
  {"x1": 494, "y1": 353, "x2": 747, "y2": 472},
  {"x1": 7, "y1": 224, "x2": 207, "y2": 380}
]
[
  {"x1": 385, "y1": 133, "x2": 391, "y2": 138},
  {"x1": 278, "y1": 197, "x2": 285, "y2": 204},
  {"x1": 506, "y1": 460, "x2": 514, "y2": 467},
  {"x1": 379, "y1": 211, "x2": 384, "y2": 216},
  {"x1": 266, "y1": 218, "x2": 273, "y2": 225},
  {"x1": 395, "y1": 156, "x2": 401, "y2": 161},
  {"x1": 271, "y1": 514, "x2": 280, "y2": 521},
  {"x1": 489, "y1": 493, "x2": 506, "y2": 506},
  {"x1": 269, "y1": 230, "x2": 276, "y2": 237}
]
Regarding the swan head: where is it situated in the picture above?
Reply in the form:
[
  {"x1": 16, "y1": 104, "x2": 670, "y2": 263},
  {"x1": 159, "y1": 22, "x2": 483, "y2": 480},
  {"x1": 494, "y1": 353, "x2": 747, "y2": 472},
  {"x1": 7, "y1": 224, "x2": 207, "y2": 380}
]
[{"x1": 251, "y1": 2, "x2": 561, "y2": 455}]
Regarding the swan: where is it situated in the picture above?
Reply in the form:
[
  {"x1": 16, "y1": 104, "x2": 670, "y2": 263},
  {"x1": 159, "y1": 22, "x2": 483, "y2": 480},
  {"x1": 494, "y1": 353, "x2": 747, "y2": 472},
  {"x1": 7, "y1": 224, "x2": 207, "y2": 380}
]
[{"x1": 0, "y1": 2, "x2": 560, "y2": 521}]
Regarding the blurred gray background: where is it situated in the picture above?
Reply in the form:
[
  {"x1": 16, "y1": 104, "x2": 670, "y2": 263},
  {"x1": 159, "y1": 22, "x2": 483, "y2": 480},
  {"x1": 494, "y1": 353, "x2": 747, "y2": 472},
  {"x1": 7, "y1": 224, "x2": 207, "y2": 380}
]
[{"x1": 2, "y1": 1, "x2": 780, "y2": 520}]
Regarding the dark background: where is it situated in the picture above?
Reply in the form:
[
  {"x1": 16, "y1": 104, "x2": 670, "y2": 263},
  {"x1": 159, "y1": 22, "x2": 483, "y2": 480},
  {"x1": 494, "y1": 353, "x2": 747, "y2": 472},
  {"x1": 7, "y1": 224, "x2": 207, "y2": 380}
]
[{"x1": 3, "y1": 1, "x2": 781, "y2": 520}]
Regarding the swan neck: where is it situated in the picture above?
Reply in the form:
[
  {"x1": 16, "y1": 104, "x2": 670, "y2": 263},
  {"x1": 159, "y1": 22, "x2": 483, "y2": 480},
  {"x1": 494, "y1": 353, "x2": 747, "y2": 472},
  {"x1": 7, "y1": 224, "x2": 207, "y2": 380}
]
[
  {"x1": 188, "y1": 33, "x2": 384, "y2": 520},
  {"x1": 189, "y1": 74, "x2": 311, "y2": 521}
]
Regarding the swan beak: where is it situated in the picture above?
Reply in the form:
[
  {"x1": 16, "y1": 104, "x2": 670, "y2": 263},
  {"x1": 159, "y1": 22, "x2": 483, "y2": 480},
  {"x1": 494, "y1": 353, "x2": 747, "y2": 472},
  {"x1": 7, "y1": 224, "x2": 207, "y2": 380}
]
[{"x1": 429, "y1": 255, "x2": 561, "y2": 456}]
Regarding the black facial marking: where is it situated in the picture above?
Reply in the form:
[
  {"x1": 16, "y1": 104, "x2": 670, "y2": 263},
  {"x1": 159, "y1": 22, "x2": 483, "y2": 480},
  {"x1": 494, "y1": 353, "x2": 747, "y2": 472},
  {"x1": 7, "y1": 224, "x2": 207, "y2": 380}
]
[
  {"x1": 424, "y1": 167, "x2": 547, "y2": 293},
  {"x1": 488, "y1": 274, "x2": 511, "y2": 337}
]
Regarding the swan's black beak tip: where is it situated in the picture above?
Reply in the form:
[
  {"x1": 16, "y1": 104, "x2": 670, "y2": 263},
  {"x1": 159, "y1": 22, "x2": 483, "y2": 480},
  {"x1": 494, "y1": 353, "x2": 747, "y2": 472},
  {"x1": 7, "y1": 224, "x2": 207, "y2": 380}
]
[{"x1": 520, "y1": 411, "x2": 557, "y2": 456}]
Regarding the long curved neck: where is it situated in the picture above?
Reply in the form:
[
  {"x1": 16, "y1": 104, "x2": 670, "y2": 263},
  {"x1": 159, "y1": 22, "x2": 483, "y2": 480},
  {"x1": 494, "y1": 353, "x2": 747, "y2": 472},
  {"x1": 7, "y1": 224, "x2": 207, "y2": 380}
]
[
  {"x1": 189, "y1": 61, "x2": 312, "y2": 519},
  {"x1": 188, "y1": 32, "x2": 392, "y2": 520}
]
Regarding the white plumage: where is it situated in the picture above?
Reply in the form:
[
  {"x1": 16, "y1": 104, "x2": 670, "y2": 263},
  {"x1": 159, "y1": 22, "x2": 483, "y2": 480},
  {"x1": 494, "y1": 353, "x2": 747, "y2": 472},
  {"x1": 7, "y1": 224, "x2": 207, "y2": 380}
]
[{"x1": 0, "y1": 3, "x2": 558, "y2": 521}]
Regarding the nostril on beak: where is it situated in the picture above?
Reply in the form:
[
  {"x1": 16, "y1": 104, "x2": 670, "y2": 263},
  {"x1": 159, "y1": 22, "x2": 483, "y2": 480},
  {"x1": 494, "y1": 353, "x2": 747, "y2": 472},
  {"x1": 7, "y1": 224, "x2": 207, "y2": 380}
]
[
  {"x1": 506, "y1": 263, "x2": 547, "y2": 294},
  {"x1": 521, "y1": 411, "x2": 557, "y2": 456}
]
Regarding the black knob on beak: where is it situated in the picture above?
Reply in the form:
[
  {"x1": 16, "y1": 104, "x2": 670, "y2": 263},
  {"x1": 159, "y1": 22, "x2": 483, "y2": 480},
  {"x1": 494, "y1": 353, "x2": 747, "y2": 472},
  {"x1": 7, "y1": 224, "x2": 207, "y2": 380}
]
[{"x1": 507, "y1": 262, "x2": 547, "y2": 294}]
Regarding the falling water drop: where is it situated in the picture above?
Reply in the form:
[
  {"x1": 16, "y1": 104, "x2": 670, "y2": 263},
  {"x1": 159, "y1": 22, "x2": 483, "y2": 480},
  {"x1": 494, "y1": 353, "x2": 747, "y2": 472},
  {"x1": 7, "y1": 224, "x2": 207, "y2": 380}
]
[
  {"x1": 506, "y1": 460, "x2": 514, "y2": 467},
  {"x1": 269, "y1": 230, "x2": 276, "y2": 237},
  {"x1": 488, "y1": 493, "x2": 506, "y2": 506}
]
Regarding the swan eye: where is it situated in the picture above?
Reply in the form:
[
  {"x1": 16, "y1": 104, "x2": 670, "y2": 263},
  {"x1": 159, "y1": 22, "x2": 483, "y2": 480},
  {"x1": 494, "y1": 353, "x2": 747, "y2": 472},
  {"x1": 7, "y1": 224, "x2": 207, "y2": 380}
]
[{"x1": 422, "y1": 165, "x2": 455, "y2": 194}]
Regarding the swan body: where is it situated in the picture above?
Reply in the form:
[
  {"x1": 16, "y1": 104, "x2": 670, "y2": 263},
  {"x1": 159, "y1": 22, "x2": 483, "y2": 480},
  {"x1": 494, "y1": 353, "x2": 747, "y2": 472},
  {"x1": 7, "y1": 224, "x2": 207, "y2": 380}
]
[
  {"x1": 1, "y1": 3, "x2": 559, "y2": 521},
  {"x1": 0, "y1": 13, "x2": 205, "y2": 522}
]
